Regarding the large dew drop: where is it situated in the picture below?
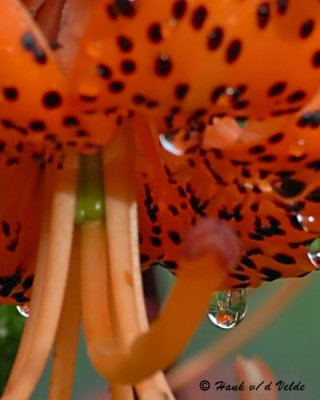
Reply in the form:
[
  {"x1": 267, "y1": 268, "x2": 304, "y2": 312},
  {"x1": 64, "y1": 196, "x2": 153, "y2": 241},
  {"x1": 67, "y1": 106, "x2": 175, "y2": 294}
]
[
  {"x1": 307, "y1": 238, "x2": 320, "y2": 270},
  {"x1": 16, "y1": 304, "x2": 30, "y2": 318},
  {"x1": 207, "y1": 289, "x2": 247, "y2": 329}
]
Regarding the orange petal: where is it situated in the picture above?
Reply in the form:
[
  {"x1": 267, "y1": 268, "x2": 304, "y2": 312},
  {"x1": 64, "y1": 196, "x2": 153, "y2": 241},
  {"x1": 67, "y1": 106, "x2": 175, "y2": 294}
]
[{"x1": 71, "y1": 0, "x2": 320, "y2": 124}]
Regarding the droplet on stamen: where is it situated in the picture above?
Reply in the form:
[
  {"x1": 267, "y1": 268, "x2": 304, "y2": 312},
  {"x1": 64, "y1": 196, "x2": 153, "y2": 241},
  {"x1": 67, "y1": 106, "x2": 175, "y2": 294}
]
[
  {"x1": 308, "y1": 238, "x2": 320, "y2": 270},
  {"x1": 16, "y1": 304, "x2": 30, "y2": 318},
  {"x1": 207, "y1": 289, "x2": 247, "y2": 329}
]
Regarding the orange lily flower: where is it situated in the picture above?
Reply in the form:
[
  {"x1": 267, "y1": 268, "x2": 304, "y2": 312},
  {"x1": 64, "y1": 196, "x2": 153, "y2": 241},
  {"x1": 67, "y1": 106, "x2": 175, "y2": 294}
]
[{"x1": 1, "y1": 1, "x2": 320, "y2": 399}]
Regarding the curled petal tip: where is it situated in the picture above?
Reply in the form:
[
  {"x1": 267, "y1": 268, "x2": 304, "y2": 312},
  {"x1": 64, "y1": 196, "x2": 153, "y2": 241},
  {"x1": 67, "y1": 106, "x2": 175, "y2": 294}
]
[{"x1": 180, "y1": 218, "x2": 242, "y2": 269}]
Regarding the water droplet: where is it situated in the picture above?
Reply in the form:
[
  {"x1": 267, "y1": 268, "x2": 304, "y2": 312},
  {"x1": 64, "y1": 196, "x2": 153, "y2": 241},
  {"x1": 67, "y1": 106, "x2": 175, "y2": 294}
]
[
  {"x1": 207, "y1": 289, "x2": 247, "y2": 329},
  {"x1": 226, "y1": 87, "x2": 235, "y2": 96},
  {"x1": 159, "y1": 133, "x2": 185, "y2": 156},
  {"x1": 308, "y1": 238, "x2": 320, "y2": 269},
  {"x1": 296, "y1": 214, "x2": 320, "y2": 234},
  {"x1": 235, "y1": 118, "x2": 247, "y2": 128},
  {"x1": 16, "y1": 304, "x2": 30, "y2": 318}
]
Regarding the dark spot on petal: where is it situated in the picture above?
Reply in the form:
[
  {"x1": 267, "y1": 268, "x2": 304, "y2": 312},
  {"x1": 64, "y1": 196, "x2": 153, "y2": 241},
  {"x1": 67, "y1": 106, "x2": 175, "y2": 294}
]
[
  {"x1": 117, "y1": 36, "x2": 133, "y2": 52},
  {"x1": 257, "y1": 2, "x2": 270, "y2": 29},
  {"x1": 175, "y1": 84, "x2": 189, "y2": 100},
  {"x1": 306, "y1": 187, "x2": 320, "y2": 202},
  {"x1": 277, "y1": 0, "x2": 288, "y2": 15},
  {"x1": 155, "y1": 54, "x2": 172, "y2": 76},
  {"x1": 312, "y1": 50, "x2": 320, "y2": 68},
  {"x1": 172, "y1": 0, "x2": 187, "y2": 20},
  {"x1": 268, "y1": 81, "x2": 286, "y2": 96},
  {"x1": 42, "y1": 91, "x2": 62, "y2": 108},
  {"x1": 225, "y1": 40, "x2": 242, "y2": 63},
  {"x1": 109, "y1": 81, "x2": 125, "y2": 92},
  {"x1": 97, "y1": 64, "x2": 112, "y2": 79},
  {"x1": 261, "y1": 267, "x2": 282, "y2": 281},
  {"x1": 168, "y1": 230, "x2": 181, "y2": 244},
  {"x1": 207, "y1": 27, "x2": 224, "y2": 50},
  {"x1": 273, "y1": 253, "x2": 296, "y2": 264},
  {"x1": 148, "y1": 23, "x2": 163, "y2": 43},
  {"x1": 3, "y1": 87, "x2": 18, "y2": 101},
  {"x1": 191, "y1": 6, "x2": 207, "y2": 30},
  {"x1": 300, "y1": 19, "x2": 314, "y2": 38},
  {"x1": 120, "y1": 59, "x2": 136, "y2": 74}
]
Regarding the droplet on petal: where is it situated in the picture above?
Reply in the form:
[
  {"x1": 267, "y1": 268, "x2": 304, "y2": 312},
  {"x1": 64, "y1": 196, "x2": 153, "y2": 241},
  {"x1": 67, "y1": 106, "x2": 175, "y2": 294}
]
[
  {"x1": 16, "y1": 304, "x2": 30, "y2": 318},
  {"x1": 307, "y1": 238, "x2": 320, "y2": 269},
  {"x1": 207, "y1": 289, "x2": 247, "y2": 329},
  {"x1": 159, "y1": 132, "x2": 185, "y2": 156},
  {"x1": 296, "y1": 213, "x2": 320, "y2": 233}
]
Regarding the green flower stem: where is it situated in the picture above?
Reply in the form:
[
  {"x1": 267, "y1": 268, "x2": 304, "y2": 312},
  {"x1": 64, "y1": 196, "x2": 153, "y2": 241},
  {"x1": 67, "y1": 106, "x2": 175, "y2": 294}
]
[{"x1": 75, "y1": 151, "x2": 105, "y2": 224}]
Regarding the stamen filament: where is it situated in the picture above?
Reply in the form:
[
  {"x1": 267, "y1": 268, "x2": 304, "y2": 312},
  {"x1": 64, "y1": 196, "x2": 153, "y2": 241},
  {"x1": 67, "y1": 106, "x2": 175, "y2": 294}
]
[
  {"x1": 48, "y1": 230, "x2": 81, "y2": 400},
  {"x1": 80, "y1": 219, "x2": 114, "y2": 369},
  {"x1": 80, "y1": 219, "x2": 135, "y2": 400},
  {"x1": 2, "y1": 149, "x2": 78, "y2": 400},
  {"x1": 115, "y1": 252, "x2": 229, "y2": 383},
  {"x1": 82, "y1": 250, "x2": 232, "y2": 384},
  {"x1": 103, "y1": 124, "x2": 142, "y2": 349},
  {"x1": 103, "y1": 123, "x2": 175, "y2": 398}
]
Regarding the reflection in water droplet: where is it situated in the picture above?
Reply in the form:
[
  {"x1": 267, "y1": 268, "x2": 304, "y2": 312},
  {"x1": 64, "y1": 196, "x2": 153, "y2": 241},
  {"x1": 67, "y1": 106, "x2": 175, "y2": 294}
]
[
  {"x1": 235, "y1": 118, "x2": 247, "y2": 129},
  {"x1": 297, "y1": 214, "x2": 320, "y2": 234},
  {"x1": 159, "y1": 133, "x2": 185, "y2": 156},
  {"x1": 16, "y1": 304, "x2": 30, "y2": 318},
  {"x1": 308, "y1": 238, "x2": 320, "y2": 270},
  {"x1": 207, "y1": 289, "x2": 247, "y2": 329}
]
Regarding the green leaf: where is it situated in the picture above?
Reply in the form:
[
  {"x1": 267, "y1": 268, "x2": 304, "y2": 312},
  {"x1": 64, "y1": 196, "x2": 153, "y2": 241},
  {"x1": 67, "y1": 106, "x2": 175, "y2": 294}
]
[{"x1": 0, "y1": 305, "x2": 25, "y2": 394}]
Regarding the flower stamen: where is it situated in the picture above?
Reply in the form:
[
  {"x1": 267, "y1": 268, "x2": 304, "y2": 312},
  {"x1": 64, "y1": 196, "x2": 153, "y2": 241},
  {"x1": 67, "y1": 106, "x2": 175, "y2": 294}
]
[
  {"x1": 2, "y1": 148, "x2": 78, "y2": 400},
  {"x1": 48, "y1": 229, "x2": 81, "y2": 400}
]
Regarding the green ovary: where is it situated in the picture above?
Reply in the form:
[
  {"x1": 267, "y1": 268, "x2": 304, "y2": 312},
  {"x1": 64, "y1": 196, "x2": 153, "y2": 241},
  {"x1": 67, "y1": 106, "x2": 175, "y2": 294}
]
[{"x1": 75, "y1": 151, "x2": 105, "y2": 225}]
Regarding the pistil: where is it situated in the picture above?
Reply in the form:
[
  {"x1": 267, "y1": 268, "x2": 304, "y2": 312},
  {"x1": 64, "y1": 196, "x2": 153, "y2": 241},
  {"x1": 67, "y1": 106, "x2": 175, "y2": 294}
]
[
  {"x1": 81, "y1": 119, "x2": 242, "y2": 386},
  {"x1": 75, "y1": 152, "x2": 105, "y2": 225}
]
